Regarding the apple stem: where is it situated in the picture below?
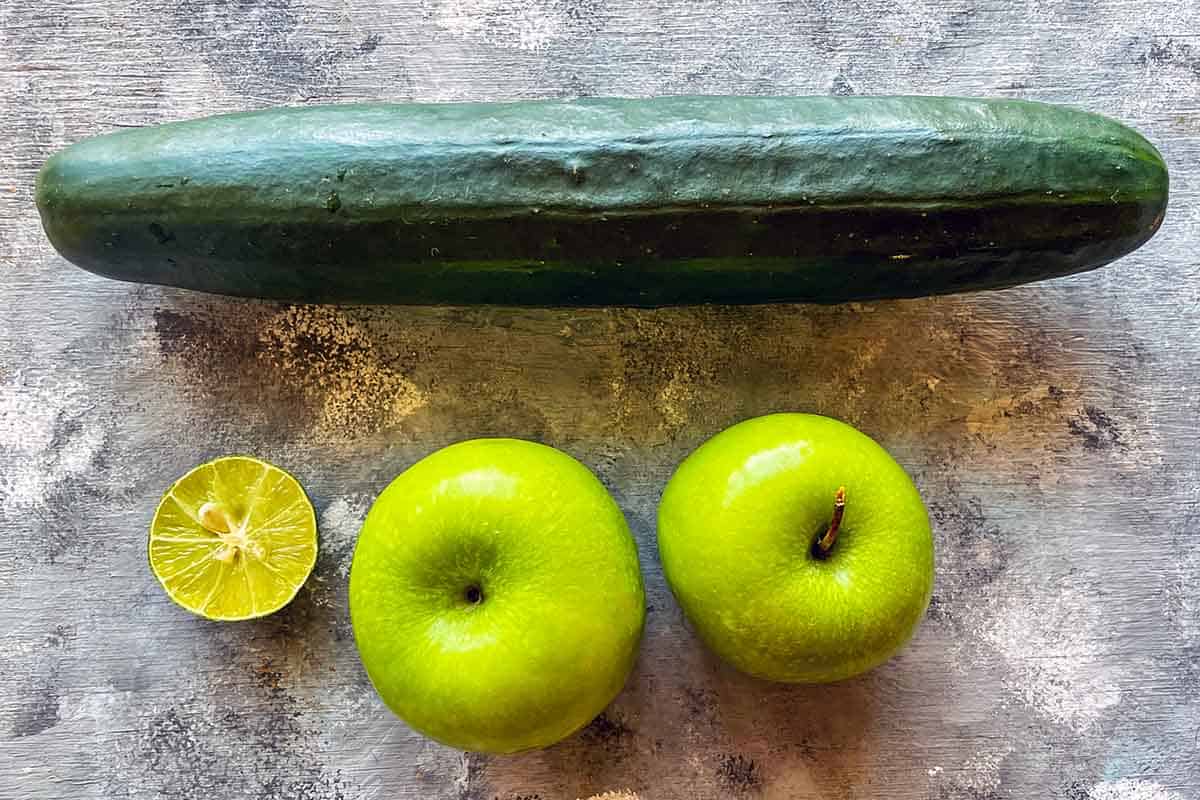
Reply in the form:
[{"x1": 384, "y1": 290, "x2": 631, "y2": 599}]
[{"x1": 812, "y1": 486, "x2": 847, "y2": 559}]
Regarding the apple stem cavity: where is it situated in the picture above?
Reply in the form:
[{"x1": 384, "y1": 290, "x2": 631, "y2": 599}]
[
  {"x1": 464, "y1": 584, "x2": 484, "y2": 605},
  {"x1": 812, "y1": 486, "x2": 847, "y2": 560}
]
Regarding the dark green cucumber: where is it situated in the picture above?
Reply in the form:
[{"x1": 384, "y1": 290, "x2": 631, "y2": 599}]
[{"x1": 36, "y1": 96, "x2": 1167, "y2": 306}]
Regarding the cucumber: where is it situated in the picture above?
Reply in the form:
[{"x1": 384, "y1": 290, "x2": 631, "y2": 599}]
[{"x1": 35, "y1": 96, "x2": 1167, "y2": 306}]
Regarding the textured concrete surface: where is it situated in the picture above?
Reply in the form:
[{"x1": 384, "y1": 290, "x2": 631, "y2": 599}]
[{"x1": 1, "y1": 1, "x2": 1199, "y2": 798}]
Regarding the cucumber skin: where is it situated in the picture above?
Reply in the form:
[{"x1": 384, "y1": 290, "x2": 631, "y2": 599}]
[{"x1": 35, "y1": 96, "x2": 1168, "y2": 306}]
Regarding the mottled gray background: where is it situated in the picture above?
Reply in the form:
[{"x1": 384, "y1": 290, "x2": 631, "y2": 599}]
[{"x1": 1, "y1": 1, "x2": 1198, "y2": 799}]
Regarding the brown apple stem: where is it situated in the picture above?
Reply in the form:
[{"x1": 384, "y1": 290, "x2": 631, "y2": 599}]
[{"x1": 812, "y1": 487, "x2": 846, "y2": 559}]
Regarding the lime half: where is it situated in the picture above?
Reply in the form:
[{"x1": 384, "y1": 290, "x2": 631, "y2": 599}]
[{"x1": 149, "y1": 456, "x2": 318, "y2": 621}]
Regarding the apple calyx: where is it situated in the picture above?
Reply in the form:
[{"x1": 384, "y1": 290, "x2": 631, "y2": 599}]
[{"x1": 811, "y1": 486, "x2": 847, "y2": 560}]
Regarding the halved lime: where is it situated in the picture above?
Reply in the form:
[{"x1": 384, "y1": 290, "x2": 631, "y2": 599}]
[{"x1": 149, "y1": 456, "x2": 318, "y2": 621}]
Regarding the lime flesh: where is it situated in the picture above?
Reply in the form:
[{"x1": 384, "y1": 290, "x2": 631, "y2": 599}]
[{"x1": 149, "y1": 456, "x2": 318, "y2": 621}]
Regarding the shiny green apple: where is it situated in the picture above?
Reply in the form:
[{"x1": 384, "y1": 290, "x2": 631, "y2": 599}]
[
  {"x1": 658, "y1": 413, "x2": 933, "y2": 683},
  {"x1": 349, "y1": 438, "x2": 645, "y2": 753}
]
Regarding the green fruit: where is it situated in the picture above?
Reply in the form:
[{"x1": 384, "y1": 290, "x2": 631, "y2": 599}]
[
  {"x1": 349, "y1": 439, "x2": 645, "y2": 754},
  {"x1": 149, "y1": 456, "x2": 318, "y2": 621},
  {"x1": 36, "y1": 96, "x2": 1166, "y2": 306},
  {"x1": 658, "y1": 414, "x2": 933, "y2": 683}
]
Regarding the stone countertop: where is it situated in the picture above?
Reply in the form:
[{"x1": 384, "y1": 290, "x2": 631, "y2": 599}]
[{"x1": 1, "y1": 2, "x2": 1198, "y2": 798}]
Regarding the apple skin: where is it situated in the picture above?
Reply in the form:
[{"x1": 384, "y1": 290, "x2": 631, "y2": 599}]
[
  {"x1": 657, "y1": 413, "x2": 933, "y2": 684},
  {"x1": 349, "y1": 439, "x2": 646, "y2": 754}
]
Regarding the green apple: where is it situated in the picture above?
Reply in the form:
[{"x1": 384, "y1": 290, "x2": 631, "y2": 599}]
[
  {"x1": 349, "y1": 438, "x2": 645, "y2": 753},
  {"x1": 657, "y1": 413, "x2": 933, "y2": 683}
]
